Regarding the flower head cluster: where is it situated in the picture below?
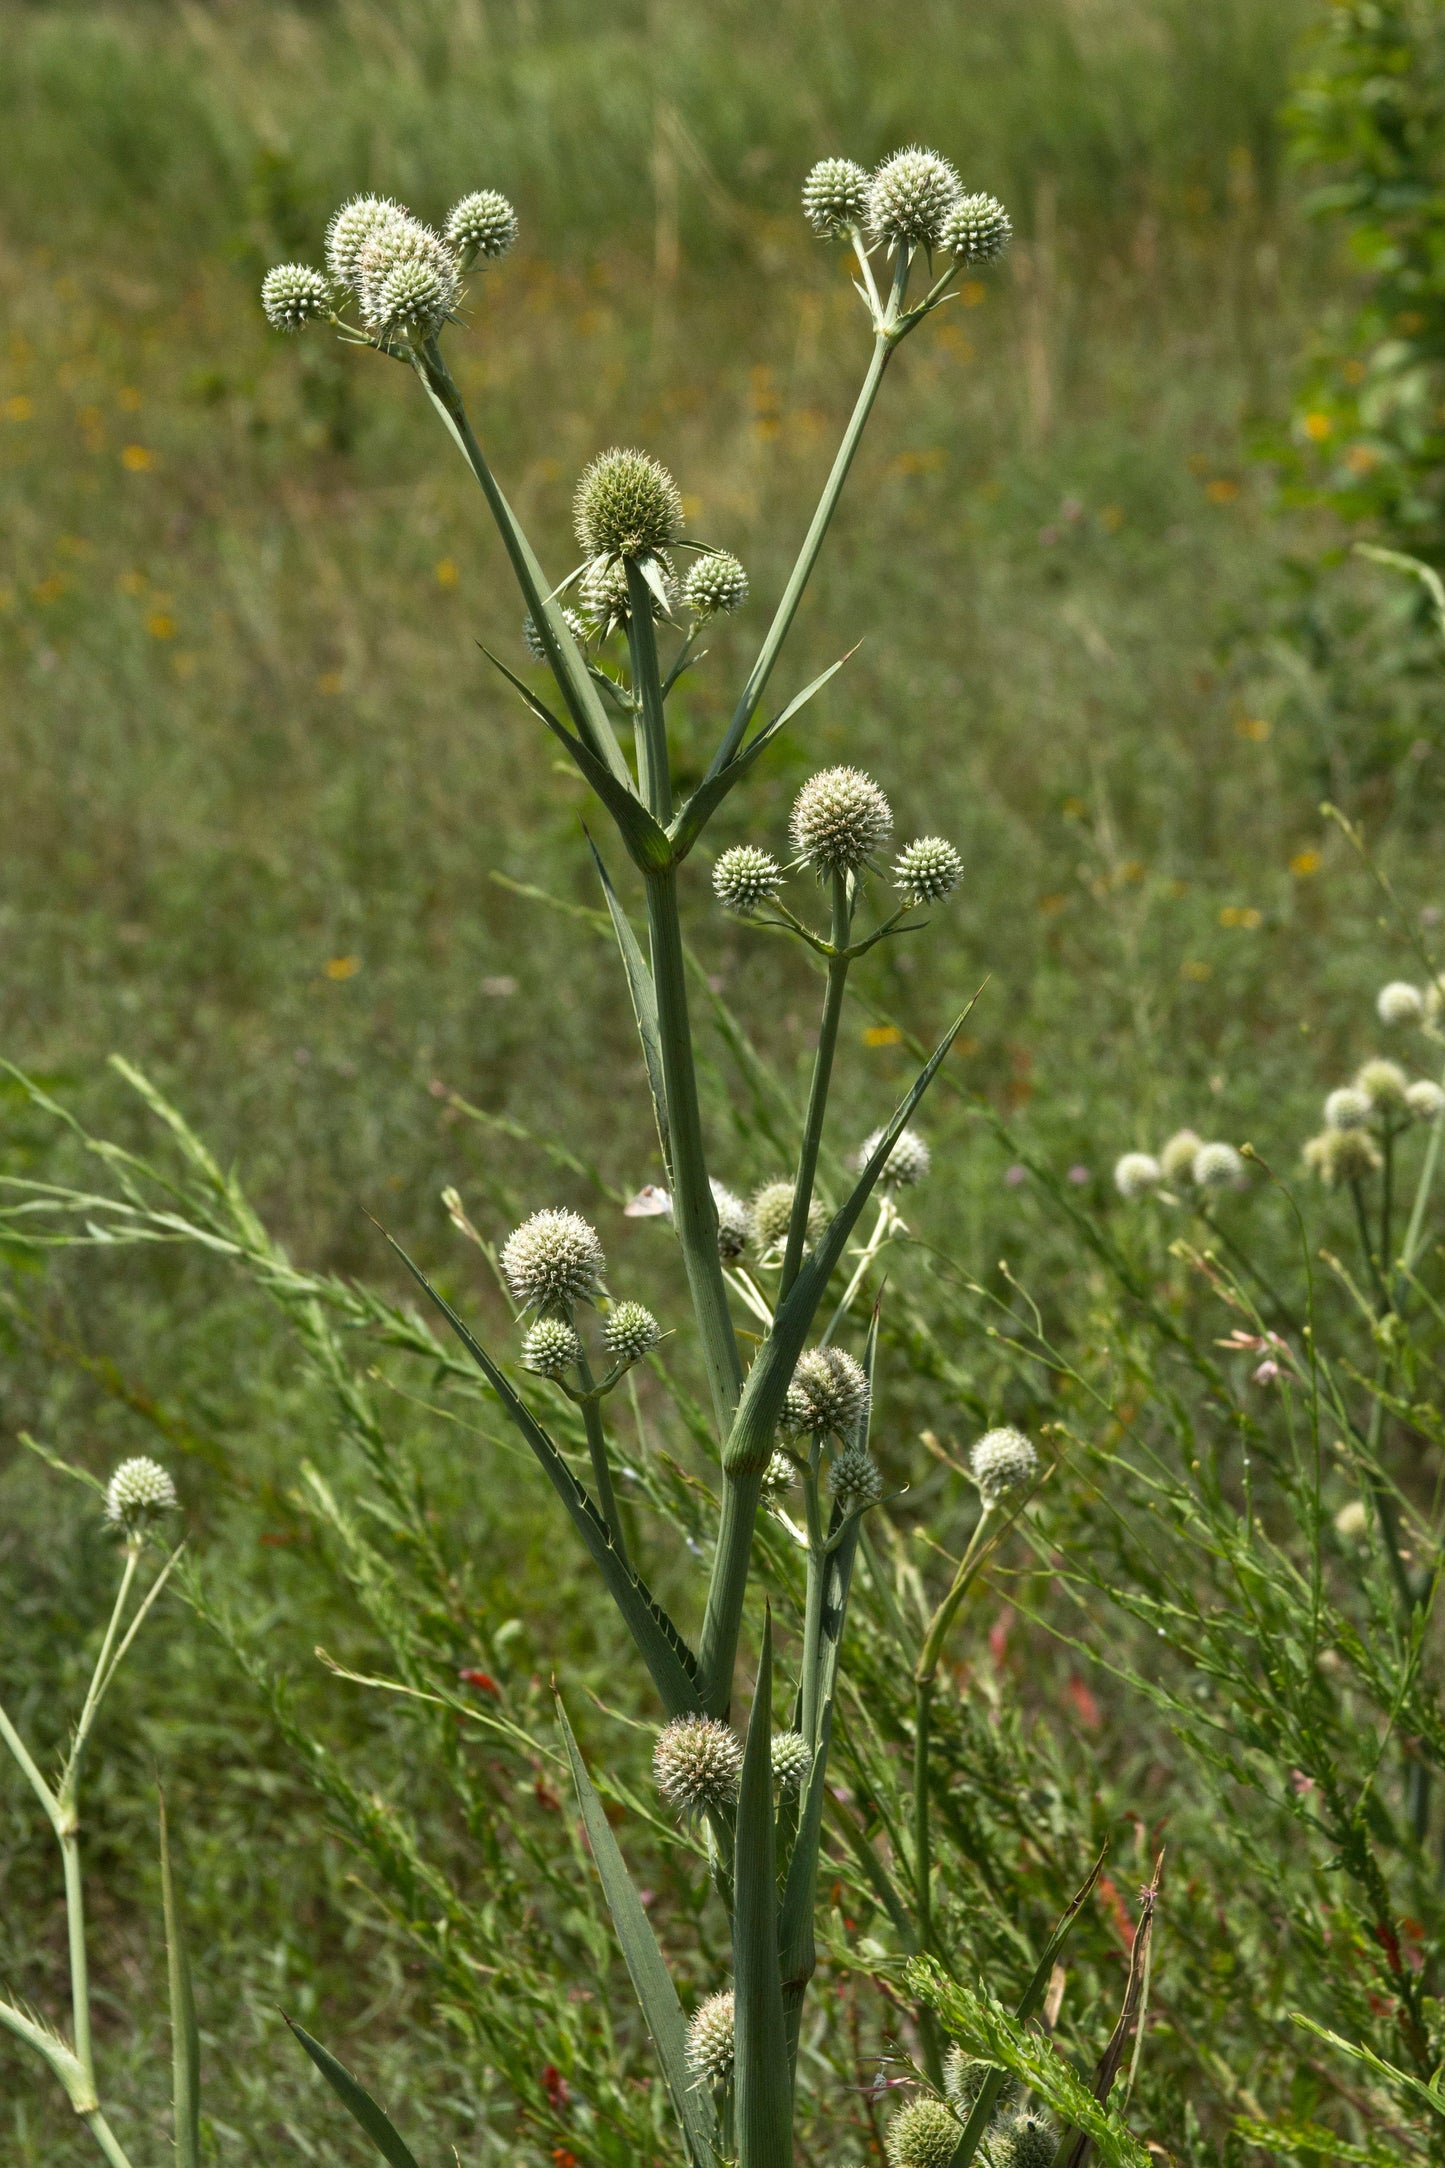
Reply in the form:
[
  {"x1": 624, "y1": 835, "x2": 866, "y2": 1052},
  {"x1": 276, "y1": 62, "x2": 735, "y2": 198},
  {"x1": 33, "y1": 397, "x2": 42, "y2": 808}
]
[
  {"x1": 105, "y1": 1456, "x2": 178, "y2": 1537},
  {"x1": 574, "y1": 448, "x2": 683, "y2": 562},
  {"x1": 683, "y1": 551, "x2": 748, "y2": 619},
  {"x1": 654, "y1": 1716, "x2": 743, "y2": 1816},
  {"x1": 749, "y1": 1180, "x2": 823, "y2": 1255},
  {"x1": 1113, "y1": 1126, "x2": 1246, "y2": 1198},
  {"x1": 580, "y1": 552, "x2": 672, "y2": 637},
  {"x1": 711, "y1": 1180, "x2": 751, "y2": 1261},
  {"x1": 970, "y1": 1426, "x2": 1037, "y2": 1506},
  {"x1": 790, "y1": 766, "x2": 893, "y2": 877},
  {"x1": 783, "y1": 1346, "x2": 870, "y2": 1439},
  {"x1": 685, "y1": 1991, "x2": 735, "y2": 2088},
  {"x1": 805, "y1": 148, "x2": 1011, "y2": 270},
  {"x1": 1113, "y1": 1150, "x2": 1161, "y2": 1201},
  {"x1": 894, "y1": 835, "x2": 962, "y2": 904},
  {"x1": 353, "y1": 214, "x2": 460, "y2": 338},
  {"x1": 860, "y1": 1125, "x2": 931, "y2": 1188},
  {"x1": 1194, "y1": 1140, "x2": 1247, "y2": 1192},
  {"x1": 885, "y1": 2096, "x2": 962, "y2": 2168},
  {"x1": 263, "y1": 188, "x2": 516, "y2": 346},
  {"x1": 603, "y1": 1301, "x2": 661, "y2": 1364},
  {"x1": 1306, "y1": 1049, "x2": 1445, "y2": 1185},
  {"x1": 502, "y1": 1208, "x2": 605, "y2": 1315},
  {"x1": 713, "y1": 845, "x2": 784, "y2": 916}
]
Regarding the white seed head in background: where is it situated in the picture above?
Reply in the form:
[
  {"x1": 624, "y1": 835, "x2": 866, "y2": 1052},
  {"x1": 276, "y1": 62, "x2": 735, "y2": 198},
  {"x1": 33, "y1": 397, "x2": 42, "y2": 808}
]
[
  {"x1": 860, "y1": 1125, "x2": 931, "y2": 1187},
  {"x1": 1114, "y1": 1151, "x2": 1161, "y2": 1201},
  {"x1": 1356, "y1": 1057, "x2": 1409, "y2": 1112},
  {"x1": 1192, "y1": 1140, "x2": 1247, "y2": 1191},
  {"x1": 1407, "y1": 1078, "x2": 1445, "y2": 1122},
  {"x1": 653, "y1": 1716, "x2": 743, "y2": 1815},
  {"x1": 790, "y1": 766, "x2": 893, "y2": 876},
  {"x1": 711, "y1": 1179, "x2": 751, "y2": 1261},
  {"x1": 502, "y1": 1208, "x2": 605, "y2": 1314},
  {"x1": 685, "y1": 1990, "x2": 735, "y2": 2087},
  {"x1": 1378, "y1": 980, "x2": 1425, "y2": 1027},
  {"x1": 1324, "y1": 1085, "x2": 1372, "y2": 1132},
  {"x1": 1304, "y1": 1128, "x2": 1383, "y2": 1186},
  {"x1": 105, "y1": 1456, "x2": 178, "y2": 1536},
  {"x1": 970, "y1": 1426, "x2": 1038, "y2": 1506},
  {"x1": 1158, "y1": 1127, "x2": 1203, "y2": 1183},
  {"x1": 802, "y1": 157, "x2": 871, "y2": 237}
]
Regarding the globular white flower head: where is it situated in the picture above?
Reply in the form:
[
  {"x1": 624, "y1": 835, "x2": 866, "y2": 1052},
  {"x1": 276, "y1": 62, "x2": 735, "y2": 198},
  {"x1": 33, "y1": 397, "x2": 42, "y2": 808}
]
[
  {"x1": 1357, "y1": 1057, "x2": 1409, "y2": 1113},
  {"x1": 860, "y1": 1125, "x2": 932, "y2": 1188},
  {"x1": 521, "y1": 1317, "x2": 582, "y2": 1376},
  {"x1": 884, "y1": 2096, "x2": 962, "y2": 2168},
  {"x1": 750, "y1": 1180, "x2": 822, "y2": 1255},
  {"x1": 711, "y1": 1179, "x2": 751, "y2": 1261},
  {"x1": 501, "y1": 1208, "x2": 605, "y2": 1315},
  {"x1": 713, "y1": 844, "x2": 784, "y2": 916},
  {"x1": 574, "y1": 448, "x2": 683, "y2": 561},
  {"x1": 579, "y1": 552, "x2": 673, "y2": 637},
  {"x1": 790, "y1": 766, "x2": 893, "y2": 877},
  {"x1": 942, "y1": 192, "x2": 1012, "y2": 264},
  {"x1": 1304, "y1": 1127, "x2": 1383, "y2": 1186},
  {"x1": 867, "y1": 147, "x2": 962, "y2": 249},
  {"x1": 943, "y1": 2048, "x2": 1008, "y2": 2116},
  {"x1": 685, "y1": 1990, "x2": 735, "y2": 2088},
  {"x1": 991, "y1": 2108, "x2": 1059, "y2": 2168},
  {"x1": 1378, "y1": 980, "x2": 1425, "y2": 1028},
  {"x1": 970, "y1": 1426, "x2": 1038, "y2": 1506},
  {"x1": 445, "y1": 189, "x2": 518, "y2": 264},
  {"x1": 771, "y1": 1729, "x2": 811, "y2": 1794},
  {"x1": 1407, "y1": 1077, "x2": 1445, "y2": 1122},
  {"x1": 261, "y1": 264, "x2": 332, "y2": 332},
  {"x1": 1114, "y1": 1150, "x2": 1161, "y2": 1201},
  {"x1": 355, "y1": 217, "x2": 460, "y2": 337},
  {"x1": 325, "y1": 194, "x2": 409, "y2": 288},
  {"x1": 683, "y1": 552, "x2": 748, "y2": 620},
  {"x1": 802, "y1": 157, "x2": 871, "y2": 237},
  {"x1": 831, "y1": 1444, "x2": 884, "y2": 1515},
  {"x1": 894, "y1": 835, "x2": 963, "y2": 904},
  {"x1": 1324, "y1": 1085, "x2": 1372, "y2": 1132},
  {"x1": 104, "y1": 1457, "x2": 178, "y2": 1537},
  {"x1": 1158, "y1": 1127, "x2": 1203, "y2": 1183},
  {"x1": 784, "y1": 1346, "x2": 871, "y2": 1439},
  {"x1": 1192, "y1": 1141, "x2": 1247, "y2": 1192},
  {"x1": 760, "y1": 1450, "x2": 797, "y2": 1510},
  {"x1": 653, "y1": 1716, "x2": 743, "y2": 1816},
  {"x1": 603, "y1": 1300, "x2": 661, "y2": 1364},
  {"x1": 523, "y1": 607, "x2": 586, "y2": 660}
]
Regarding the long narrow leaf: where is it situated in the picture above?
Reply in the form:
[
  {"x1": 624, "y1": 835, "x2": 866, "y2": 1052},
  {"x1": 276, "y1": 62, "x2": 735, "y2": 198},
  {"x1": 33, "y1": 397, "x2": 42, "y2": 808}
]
[
  {"x1": 586, "y1": 831, "x2": 670, "y2": 1169},
  {"x1": 481, "y1": 646, "x2": 670, "y2": 872},
  {"x1": 285, "y1": 2018, "x2": 423, "y2": 2168},
  {"x1": 376, "y1": 1228, "x2": 702, "y2": 1717},
  {"x1": 159, "y1": 1793, "x2": 200, "y2": 2168},
  {"x1": 733, "y1": 1613, "x2": 792, "y2": 2168},
  {"x1": 674, "y1": 651, "x2": 855, "y2": 856},
  {"x1": 556, "y1": 1696, "x2": 720, "y2": 2168}
]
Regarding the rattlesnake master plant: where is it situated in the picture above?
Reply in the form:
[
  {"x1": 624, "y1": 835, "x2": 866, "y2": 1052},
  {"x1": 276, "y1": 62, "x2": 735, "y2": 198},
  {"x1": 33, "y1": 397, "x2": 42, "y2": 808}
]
[{"x1": 250, "y1": 142, "x2": 1091, "y2": 2168}]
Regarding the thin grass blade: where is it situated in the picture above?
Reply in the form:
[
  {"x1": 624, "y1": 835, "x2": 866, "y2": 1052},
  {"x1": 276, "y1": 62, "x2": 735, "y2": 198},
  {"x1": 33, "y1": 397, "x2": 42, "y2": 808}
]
[
  {"x1": 733, "y1": 1612, "x2": 791, "y2": 2168},
  {"x1": 158, "y1": 1793, "x2": 200, "y2": 2168},
  {"x1": 585, "y1": 831, "x2": 670, "y2": 1168},
  {"x1": 285, "y1": 2018, "x2": 423, "y2": 2168}
]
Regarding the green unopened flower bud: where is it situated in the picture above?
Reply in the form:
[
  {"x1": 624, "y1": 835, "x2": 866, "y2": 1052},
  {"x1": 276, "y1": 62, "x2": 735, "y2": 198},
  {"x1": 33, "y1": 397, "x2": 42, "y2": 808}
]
[
  {"x1": 574, "y1": 448, "x2": 683, "y2": 560},
  {"x1": 831, "y1": 1444, "x2": 884, "y2": 1514},
  {"x1": 713, "y1": 844, "x2": 784, "y2": 916},
  {"x1": 991, "y1": 2109, "x2": 1059, "y2": 2168},
  {"x1": 790, "y1": 766, "x2": 893, "y2": 876},
  {"x1": 653, "y1": 1715, "x2": 742, "y2": 1815},
  {"x1": 1304, "y1": 1128, "x2": 1383, "y2": 1186},
  {"x1": 603, "y1": 1300, "x2": 661, "y2": 1363},
  {"x1": 1357, "y1": 1057, "x2": 1409, "y2": 1112},
  {"x1": 784, "y1": 1347, "x2": 870, "y2": 1439},
  {"x1": 522, "y1": 1317, "x2": 582, "y2": 1376},
  {"x1": 1158, "y1": 1127, "x2": 1202, "y2": 1183},
  {"x1": 261, "y1": 263, "x2": 332, "y2": 332},
  {"x1": 750, "y1": 1180, "x2": 823, "y2": 1254},
  {"x1": 683, "y1": 551, "x2": 748, "y2": 619},
  {"x1": 867, "y1": 147, "x2": 962, "y2": 250},
  {"x1": 1407, "y1": 1077, "x2": 1445, "y2": 1122},
  {"x1": 1324, "y1": 1086, "x2": 1371, "y2": 1132},
  {"x1": 502, "y1": 1208, "x2": 605, "y2": 1314},
  {"x1": 685, "y1": 1990, "x2": 735, "y2": 2087},
  {"x1": 860, "y1": 1125, "x2": 931, "y2": 1187},
  {"x1": 1193, "y1": 1140, "x2": 1247, "y2": 1191},
  {"x1": 885, "y1": 2096, "x2": 962, "y2": 2168},
  {"x1": 970, "y1": 1426, "x2": 1037, "y2": 1506},
  {"x1": 1378, "y1": 980, "x2": 1425, "y2": 1027},
  {"x1": 712, "y1": 1179, "x2": 750, "y2": 1261},
  {"x1": 802, "y1": 157, "x2": 870, "y2": 237},
  {"x1": 523, "y1": 608, "x2": 586, "y2": 660},
  {"x1": 1114, "y1": 1151, "x2": 1161, "y2": 1201},
  {"x1": 760, "y1": 1449, "x2": 797, "y2": 1506},
  {"x1": 445, "y1": 189, "x2": 518, "y2": 264},
  {"x1": 894, "y1": 835, "x2": 962, "y2": 904},
  {"x1": 580, "y1": 552, "x2": 673, "y2": 636},
  {"x1": 942, "y1": 192, "x2": 1012, "y2": 264},
  {"x1": 105, "y1": 1456, "x2": 177, "y2": 1536},
  {"x1": 771, "y1": 1729, "x2": 811, "y2": 1793},
  {"x1": 325, "y1": 195, "x2": 409, "y2": 288}
]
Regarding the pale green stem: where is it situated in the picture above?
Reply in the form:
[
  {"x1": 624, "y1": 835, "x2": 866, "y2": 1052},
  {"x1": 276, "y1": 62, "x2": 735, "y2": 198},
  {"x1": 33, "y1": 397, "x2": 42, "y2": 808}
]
[
  {"x1": 799, "y1": 1444, "x2": 827, "y2": 1748},
  {"x1": 575, "y1": 1350, "x2": 628, "y2": 1565},
  {"x1": 82, "y1": 2112, "x2": 139, "y2": 2168},
  {"x1": 0, "y1": 1693, "x2": 62, "y2": 1831},
  {"x1": 696, "y1": 1468, "x2": 762, "y2": 1719},
  {"x1": 61, "y1": 1549, "x2": 138, "y2": 1800},
  {"x1": 779, "y1": 875, "x2": 852, "y2": 1302},
  {"x1": 625, "y1": 563, "x2": 673, "y2": 823},
  {"x1": 60, "y1": 1830, "x2": 93, "y2": 2087}
]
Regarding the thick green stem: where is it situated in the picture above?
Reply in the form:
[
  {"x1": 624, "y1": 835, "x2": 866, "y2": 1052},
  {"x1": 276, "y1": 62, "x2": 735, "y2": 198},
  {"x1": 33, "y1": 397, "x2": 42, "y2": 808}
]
[
  {"x1": 780, "y1": 876, "x2": 852, "y2": 1301},
  {"x1": 625, "y1": 563, "x2": 673, "y2": 823},
  {"x1": 697, "y1": 1469, "x2": 762, "y2": 1718},
  {"x1": 913, "y1": 1677, "x2": 934, "y2": 1950},
  {"x1": 82, "y1": 2112, "x2": 138, "y2": 2168},
  {"x1": 799, "y1": 1449, "x2": 827, "y2": 1747},
  {"x1": 60, "y1": 1829, "x2": 94, "y2": 2087}
]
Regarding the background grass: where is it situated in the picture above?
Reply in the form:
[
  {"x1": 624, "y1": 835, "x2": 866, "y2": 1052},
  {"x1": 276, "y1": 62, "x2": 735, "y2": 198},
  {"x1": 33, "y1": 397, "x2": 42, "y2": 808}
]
[{"x1": 4, "y1": 0, "x2": 1444, "y2": 2160}]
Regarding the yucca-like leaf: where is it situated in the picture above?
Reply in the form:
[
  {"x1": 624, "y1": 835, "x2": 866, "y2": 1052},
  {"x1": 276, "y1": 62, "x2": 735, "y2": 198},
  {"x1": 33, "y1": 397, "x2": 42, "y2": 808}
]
[
  {"x1": 674, "y1": 652, "x2": 853, "y2": 859},
  {"x1": 159, "y1": 1793, "x2": 200, "y2": 2168},
  {"x1": 586, "y1": 832, "x2": 670, "y2": 1172},
  {"x1": 481, "y1": 645, "x2": 671, "y2": 872},
  {"x1": 286, "y1": 2017, "x2": 424, "y2": 2168},
  {"x1": 732, "y1": 1612, "x2": 791, "y2": 2168},
  {"x1": 556, "y1": 1695, "x2": 721, "y2": 2168}
]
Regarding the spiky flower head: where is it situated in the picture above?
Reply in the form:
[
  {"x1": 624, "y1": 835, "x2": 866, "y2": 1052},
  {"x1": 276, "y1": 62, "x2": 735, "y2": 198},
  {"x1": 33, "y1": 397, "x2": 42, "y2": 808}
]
[
  {"x1": 1324, "y1": 1086, "x2": 1372, "y2": 1132},
  {"x1": 104, "y1": 1456, "x2": 177, "y2": 1536},
  {"x1": 711, "y1": 1179, "x2": 750, "y2": 1261},
  {"x1": 686, "y1": 1991, "x2": 735, "y2": 2088},
  {"x1": 325, "y1": 194, "x2": 409, "y2": 287},
  {"x1": 713, "y1": 845, "x2": 784, "y2": 916},
  {"x1": 1159, "y1": 1127, "x2": 1202, "y2": 1183},
  {"x1": 783, "y1": 1346, "x2": 870, "y2": 1439},
  {"x1": 445, "y1": 189, "x2": 518, "y2": 263},
  {"x1": 355, "y1": 218, "x2": 459, "y2": 336},
  {"x1": 502, "y1": 1208, "x2": 605, "y2": 1314},
  {"x1": 574, "y1": 448, "x2": 683, "y2": 561},
  {"x1": 1193, "y1": 1141, "x2": 1247, "y2": 1192},
  {"x1": 683, "y1": 551, "x2": 748, "y2": 620},
  {"x1": 884, "y1": 2096, "x2": 962, "y2": 2168},
  {"x1": 1114, "y1": 1151, "x2": 1161, "y2": 1201},
  {"x1": 991, "y1": 2109, "x2": 1059, "y2": 2168},
  {"x1": 1304, "y1": 1128, "x2": 1383, "y2": 1186},
  {"x1": 803, "y1": 157, "x2": 870, "y2": 237},
  {"x1": 750, "y1": 1180, "x2": 822, "y2": 1254},
  {"x1": 521, "y1": 1317, "x2": 582, "y2": 1376},
  {"x1": 860, "y1": 1125, "x2": 932, "y2": 1188},
  {"x1": 523, "y1": 607, "x2": 586, "y2": 660},
  {"x1": 1378, "y1": 980, "x2": 1425, "y2": 1027},
  {"x1": 1357, "y1": 1057, "x2": 1409, "y2": 1112},
  {"x1": 261, "y1": 263, "x2": 331, "y2": 332},
  {"x1": 654, "y1": 1716, "x2": 743, "y2": 1815},
  {"x1": 943, "y1": 2049, "x2": 1008, "y2": 2115},
  {"x1": 894, "y1": 835, "x2": 963, "y2": 904},
  {"x1": 970, "y1": 1426, "x2": 1037, "y2": 1506},
  {"x1": 1407, "y1": 1078, "x2": 1445, "y2": 1122},
  {"x1": 760, "y1": 1449, "x2": 797, "y2": 1506},
  {"x1": 579, "y1": 552, "x2": 672, "y2": 637},
  {"x1": 790, "y1": 766, "x2": 893, "y2": 876},
  {"x1": 868, "y1": 147, "x2": 962, "y2": 250},
  {"x1": 831, "y1": 1444, "x2": 884, "y2": 1515},
  {"x1": 942, "y1": 192, "x2": 1012, "y2": 264},
  {"x1": 770, "y1": 1729, "x2": 811, "y2": 1793},
  {"x1": 603, "y1": 1300, "x2": 661, "y2": 1364}
]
